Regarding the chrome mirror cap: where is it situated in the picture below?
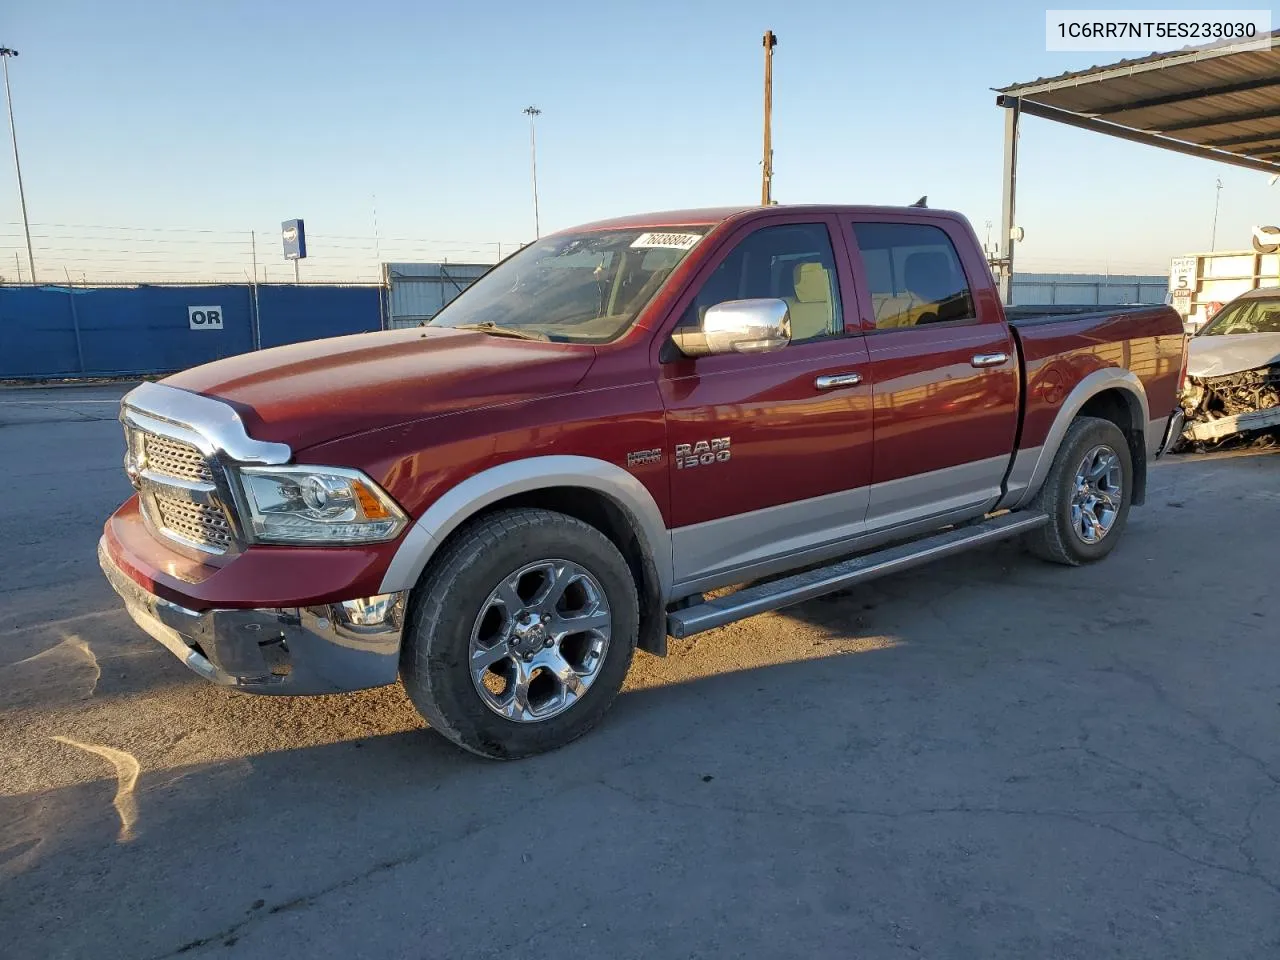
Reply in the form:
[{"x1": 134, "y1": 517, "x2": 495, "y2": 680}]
[{"x1": 671, "y1": 298, "x2": 792, "y2": 357}]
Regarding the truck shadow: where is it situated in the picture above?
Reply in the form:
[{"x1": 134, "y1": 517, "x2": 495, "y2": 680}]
[{"x1": 5, "y1": 451, "x2": 1280, "y2": 957}]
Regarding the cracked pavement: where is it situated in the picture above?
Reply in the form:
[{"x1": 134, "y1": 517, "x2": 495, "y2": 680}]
[{"x1": 2, "y1": 384, "x2": 1279, "y2": 959}]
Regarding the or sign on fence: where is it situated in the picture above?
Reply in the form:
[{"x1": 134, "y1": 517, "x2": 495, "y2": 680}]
[{"x1": 188, "y1": 305, "x2": 224, "y2": 330}]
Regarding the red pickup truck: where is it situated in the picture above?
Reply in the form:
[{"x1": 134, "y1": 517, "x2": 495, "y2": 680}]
[{"x1": 100, "y1": 204, "x2": 1187, "y2": 758}]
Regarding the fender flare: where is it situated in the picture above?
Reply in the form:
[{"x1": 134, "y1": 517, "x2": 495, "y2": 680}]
[
  {"x1": 377, "y1": 455, "x2": 673, "y2": 597},
  {"x1": 1009, "y1": 368, "x2": 1151, "y2": 510}
]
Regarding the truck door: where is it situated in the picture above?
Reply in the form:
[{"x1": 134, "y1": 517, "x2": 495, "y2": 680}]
[
  {"x1": 844, "y1": 216, "x2": 1019, "y2": 530},
  {"x1": 657, "y1": 216, "x2": 873, "y2": 587}
]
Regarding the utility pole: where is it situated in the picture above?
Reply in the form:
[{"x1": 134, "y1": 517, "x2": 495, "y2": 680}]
[
  {"x1": 1, "y1": 47, "x2": 35, "y2": 284},
  {"x1": 523, "y1": 106, "x2": 542, "y2": 239},
  {"x1": 761, "y1": 31, "x2": 778, "y2": 206},
  {"x1": 1210, "y1": 177, "x2": 1223, "y2": 250}
]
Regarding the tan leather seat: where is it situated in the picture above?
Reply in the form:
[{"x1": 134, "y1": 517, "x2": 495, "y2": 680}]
[
  {"x1": 872, "y1": 293, "x2": 925, "y2": 328},
  {"x1": 786, "y1": 262, "x2": 834, "y2": 341}
]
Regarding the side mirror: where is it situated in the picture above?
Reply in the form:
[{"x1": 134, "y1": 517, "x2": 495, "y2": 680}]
[{"x1": 670, "y1": 298, "x2": 792, "y2": 357}]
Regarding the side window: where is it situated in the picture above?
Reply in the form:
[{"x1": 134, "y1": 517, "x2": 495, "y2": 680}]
[
  {"x1": 679, "y1": 223, "x2": 843, "y2": 344},
  {"x1": 851, "y1": 222, "x2": 976, "y2": 330}
]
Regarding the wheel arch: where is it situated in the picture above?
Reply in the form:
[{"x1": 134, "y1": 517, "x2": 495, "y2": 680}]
[
  {"x1": 378, "y1": 457, "x2": 673, "y2": 654},
  {"x1": 1014, "y1": 369, "x2": 1151, "y2": 509}
]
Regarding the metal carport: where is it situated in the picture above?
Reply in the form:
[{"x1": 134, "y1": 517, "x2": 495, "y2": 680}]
[{"x1": 993, "y1": 31, "x2": 1280, "y2": 301}]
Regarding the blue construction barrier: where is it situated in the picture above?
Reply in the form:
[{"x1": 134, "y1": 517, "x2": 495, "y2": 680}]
[{"x1": 0, "y1": 284, "x2": 383, "y2": 380}]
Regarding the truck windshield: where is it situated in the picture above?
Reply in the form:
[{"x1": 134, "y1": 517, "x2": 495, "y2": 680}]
[
  {"x1": 428, "y1": 228, "x2": 704, "y2": 343},
  {"x1": 1199, "y1": 298, "x2": 1280, "y2": 336}
]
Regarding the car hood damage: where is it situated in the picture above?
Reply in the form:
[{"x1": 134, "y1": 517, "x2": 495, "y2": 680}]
[{"x1": 1179, "y1": 333, "x2": 1280, "y2": 449}]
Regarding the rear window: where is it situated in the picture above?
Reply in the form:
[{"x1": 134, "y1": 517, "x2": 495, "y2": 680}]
[{"x1": 851, "y1": 222, "x2": 976, "y2": 329}]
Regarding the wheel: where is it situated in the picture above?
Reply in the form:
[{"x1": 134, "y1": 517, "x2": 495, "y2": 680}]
[
  {"x1": 401, "y1": 508, "x2": 638, "y2": 759},
  {"x1": 1023, "y1": 416, "x2": 1133, "y2": 566}
]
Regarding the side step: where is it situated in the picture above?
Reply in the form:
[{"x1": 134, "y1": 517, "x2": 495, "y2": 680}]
[{"x1": 666, "y1": 511, "x2": 1049, "y2": 639}]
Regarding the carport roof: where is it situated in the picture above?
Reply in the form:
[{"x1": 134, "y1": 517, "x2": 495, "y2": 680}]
[{"x1": 996, "y1": 32, "x2": 1280, "y2": 175}]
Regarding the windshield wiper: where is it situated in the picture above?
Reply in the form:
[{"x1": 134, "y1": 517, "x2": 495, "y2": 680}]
[{"x1": 453, "y1": 322, "x2": 549, "y2": 341}]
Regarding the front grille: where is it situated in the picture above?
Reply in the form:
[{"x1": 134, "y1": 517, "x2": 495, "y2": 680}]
[
  {"x1": 143, "y1": 434, "x2": 214, "y2": 484},
  {"x1": 153, "y1": 493, "x2": 232, "y2": 553}
]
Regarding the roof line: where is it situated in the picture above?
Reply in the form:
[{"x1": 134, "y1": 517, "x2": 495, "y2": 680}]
[
  {"x1": 1094, "y1": 74, "x2": 1280, "y2": 115},
  {"x1": 999, "y1": 95, "x2": 1280, "y2": 175},
  {"x1": 995, "y1": 33, "x2": 1279, "y2": 97}
]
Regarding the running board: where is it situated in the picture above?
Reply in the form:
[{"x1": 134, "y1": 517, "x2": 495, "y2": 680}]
[{"x1": 666, "y1": 511, "x2": 1049, "y2": 639}]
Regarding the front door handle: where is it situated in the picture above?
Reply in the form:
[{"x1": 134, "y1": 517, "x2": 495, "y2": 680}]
[
  {"x1": 970, "y1": 352, "x2": 1010, "y2": 368},
  {"x1": 815, "y1": 373, "x2": 863, "y2": 390}
]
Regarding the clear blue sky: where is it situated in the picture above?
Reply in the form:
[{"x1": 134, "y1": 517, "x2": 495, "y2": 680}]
[{"x1": 2, "y1": 0, "x2": 1276, "y2": 282}]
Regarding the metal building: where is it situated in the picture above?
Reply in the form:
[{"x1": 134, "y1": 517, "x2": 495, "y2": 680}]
[{"x1": 384, "y1": 263, "x2": 491, "y2": 328}]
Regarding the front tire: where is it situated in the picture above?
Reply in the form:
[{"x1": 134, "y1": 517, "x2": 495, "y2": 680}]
[
  {"x1": 401, "y1": 508, "x2": 639, "y2": 759},
  {"x1": 1024, "y1": 416, "x2": 1133, "y2": 566}
]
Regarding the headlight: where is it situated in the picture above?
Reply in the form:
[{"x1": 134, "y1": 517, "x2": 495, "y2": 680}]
[{"x1": 236, "y1": 465, "x2": 408, "y2": 544}]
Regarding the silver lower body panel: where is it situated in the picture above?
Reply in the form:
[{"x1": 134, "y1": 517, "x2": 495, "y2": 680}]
[{"x1": 98, "y1": 538, "x2": 404, "y2": 694}]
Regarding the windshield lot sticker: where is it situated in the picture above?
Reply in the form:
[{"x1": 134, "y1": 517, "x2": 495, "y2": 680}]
[{"x1": 631, "y1": 232, "x2": 703, "y2": 250}]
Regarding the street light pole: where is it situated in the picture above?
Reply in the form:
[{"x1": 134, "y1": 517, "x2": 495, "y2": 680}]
[
  {"x1": 523, "y1": 106, "x2": 542, "y2": 239},
  {"x1": 0, "y1": 47, "x2": 35, "y2": 284}
]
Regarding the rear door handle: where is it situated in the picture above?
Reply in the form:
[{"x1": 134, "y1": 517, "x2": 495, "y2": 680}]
[
  {"x1": 970, "y1": 353, "x2": 1010, "y2": 368},
  {"x1": 815, "y1": 373, "x2": 863, "y2": 390}
]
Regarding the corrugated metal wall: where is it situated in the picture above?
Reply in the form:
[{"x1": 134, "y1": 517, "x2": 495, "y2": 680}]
[
  {"x1": 0, "y1": 284, "x2": 382, "y2": 380},
  {"x1": 386, "y1": 263, "x2": 490, "y2": 328},
  {"x1": 1011, "y1": 273, "x2": 1167, "y2": 306}
]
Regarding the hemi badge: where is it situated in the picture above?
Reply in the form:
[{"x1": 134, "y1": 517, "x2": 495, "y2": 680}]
[{"x1": 626, "y1": 448, "x2": 662, "y2": 467}]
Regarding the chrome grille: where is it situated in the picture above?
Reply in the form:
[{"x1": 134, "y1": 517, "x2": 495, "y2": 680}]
[
  {"x1": 143, "y1": 434, "x2": 214, "y2": 484},
  {"x1": 153, "y1": 493, "x2": 232, "y2": 553}
]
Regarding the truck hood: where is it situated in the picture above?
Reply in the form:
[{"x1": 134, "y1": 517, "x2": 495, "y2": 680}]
[{"x1": 163, "y1": 327, "x2": 596, "y2": 450}]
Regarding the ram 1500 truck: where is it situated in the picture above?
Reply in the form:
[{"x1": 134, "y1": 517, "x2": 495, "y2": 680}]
[{"x1": 100, "y1": 205, "x2": 1187, "y2": 758}]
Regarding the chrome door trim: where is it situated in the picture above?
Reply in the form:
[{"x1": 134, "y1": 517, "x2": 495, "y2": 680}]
[
  {"x1": 814, "y1": 373, "x2": 863, "y2": 390},
  {"x1": 970, "y1": 352, "x2": 1010, "y2": 368}
]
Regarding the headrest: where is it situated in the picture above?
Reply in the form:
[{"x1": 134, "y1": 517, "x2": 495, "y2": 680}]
[
  {"x1": 793, "y1": 262, "x2": 830, "y2": 303},
  {"x1": 903, "y1": 252, "x2": 956, "y2": 302}
]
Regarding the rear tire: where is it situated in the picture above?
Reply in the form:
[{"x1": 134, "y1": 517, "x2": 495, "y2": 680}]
[
  {"x1": 401, "y1": 508, "x2": 638, "y2": 759},
  {"x1": 1024, "y1": 416, "x2": 1133, "y2": 566}
]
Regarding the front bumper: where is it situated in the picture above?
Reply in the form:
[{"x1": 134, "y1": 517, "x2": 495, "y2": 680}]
[{"x1": 99, "y1": 537, "x2": 406, "y2": 694}]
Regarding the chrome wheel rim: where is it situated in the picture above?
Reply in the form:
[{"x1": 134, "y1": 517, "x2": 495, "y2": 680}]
[
  {"x1": 1071, "y1": 444, "x2": 1123, "y2": 544},
  {"x1": 468, "y1": 559, "x2": 612, "y2": 723}
]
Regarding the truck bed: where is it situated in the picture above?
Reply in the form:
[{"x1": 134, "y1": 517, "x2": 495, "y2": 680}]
[{"x1": 1005, "y1": 304, "x2": 1165, "y2": 327}]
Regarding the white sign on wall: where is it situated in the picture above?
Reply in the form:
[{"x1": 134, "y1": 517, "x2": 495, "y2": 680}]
[
  {"x1": 188, "y1": 305, "x2": 224, "y2": 330},
  {"x1": 1168, "y1": 257, "x2": 1196, "y2": 315}
]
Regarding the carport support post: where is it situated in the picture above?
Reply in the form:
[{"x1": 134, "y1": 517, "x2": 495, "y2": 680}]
[{"x1": 999, "y1": 96, "x2": 1020, "y2": 305}]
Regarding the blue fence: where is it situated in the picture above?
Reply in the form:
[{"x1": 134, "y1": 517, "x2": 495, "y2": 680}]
[{"x1": 0, "y1": 284, "x2": 383, "y2": 380}]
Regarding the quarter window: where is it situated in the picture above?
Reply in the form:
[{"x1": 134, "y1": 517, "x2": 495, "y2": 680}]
[
  {"x1": 852, "y1": 222, "x2": 976, "y2": 329},
  {"x1": 680, "y1": 223, "x2": 842, "y2": 343}
]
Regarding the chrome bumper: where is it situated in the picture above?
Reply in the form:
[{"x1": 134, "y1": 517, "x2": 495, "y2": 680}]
[{"x1": 98, "y1": 538, "x2": 405, "y2": 694}]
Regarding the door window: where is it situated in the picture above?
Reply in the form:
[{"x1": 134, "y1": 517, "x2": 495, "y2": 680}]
[
  {"x1": 851, "y1": 222, "x2": 976, "y2": 329},
  {"x1": 679, "y1": 223, "x2": 843, "y2": 343}
]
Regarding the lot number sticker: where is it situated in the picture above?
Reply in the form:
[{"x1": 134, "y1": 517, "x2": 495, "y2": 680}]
[
  {"x1": 188, "y1": 305, "x2": 224, "y2": 330},
  {"x1": 630, "y1": 232, "x2": 703, "y2": 250}
]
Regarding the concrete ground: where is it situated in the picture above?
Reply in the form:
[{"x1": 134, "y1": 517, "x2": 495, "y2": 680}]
[{"x1": 2, "y1": 383, "x2": 1278, "y2": 960}]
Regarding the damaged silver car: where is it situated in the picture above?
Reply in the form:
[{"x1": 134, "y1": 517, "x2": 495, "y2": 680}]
[{"x1": 1178, "y1": 287, "x2": 1280, "y2": 448}]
